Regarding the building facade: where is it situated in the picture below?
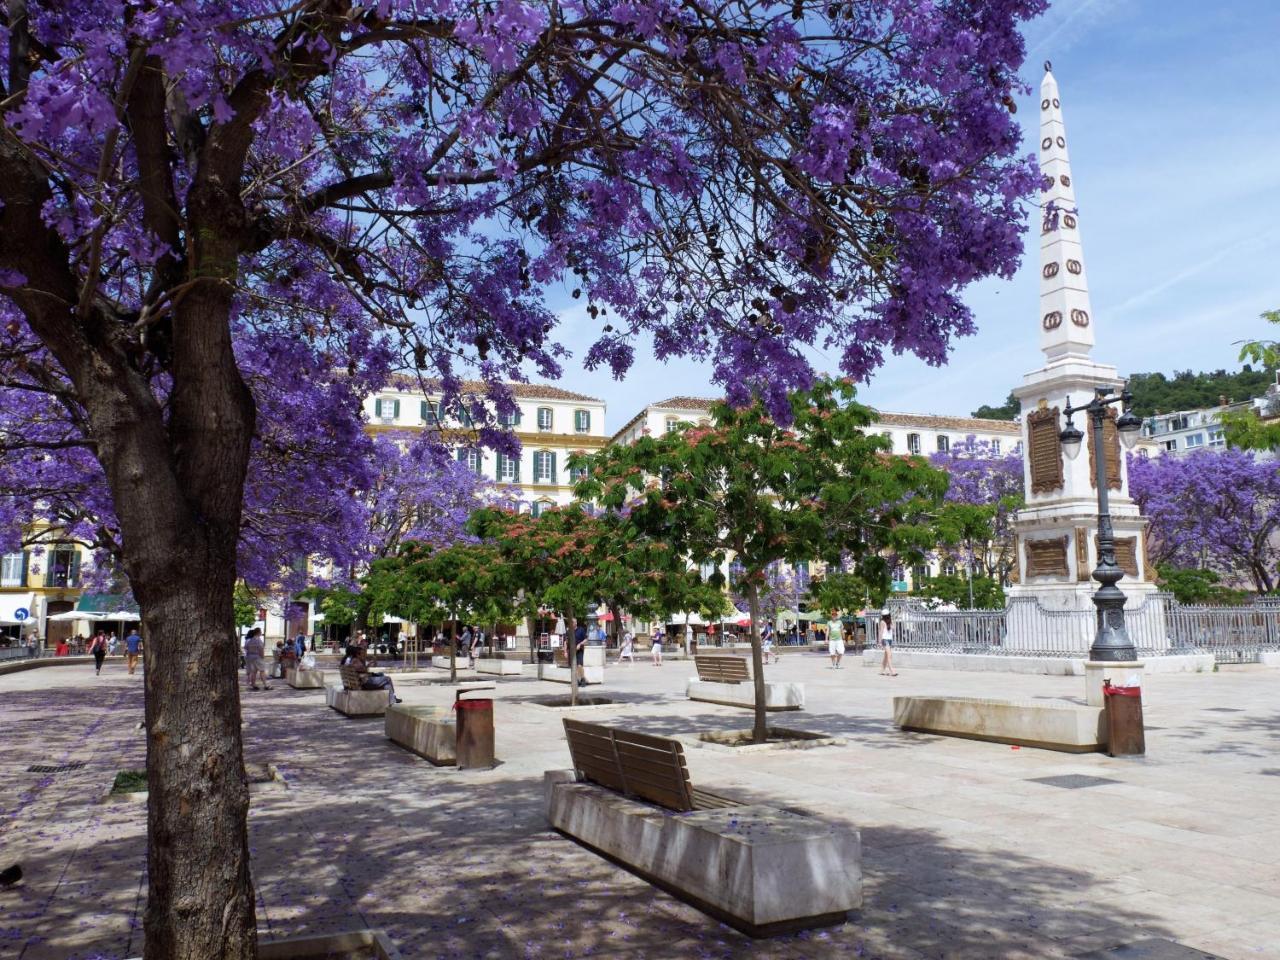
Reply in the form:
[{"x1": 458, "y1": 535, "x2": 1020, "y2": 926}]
[
  {"x1": 363, "y1": 378, "x2": 608, "y2": 513},
  {"x1": 0, "y1": 528, "x2": 90, "y2": 647},
  {"x1": 1141, "y1": 399, "x2": 1252, "y2": 455}
]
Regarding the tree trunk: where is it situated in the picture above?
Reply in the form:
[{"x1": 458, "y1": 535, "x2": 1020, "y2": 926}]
[
  {"x1": 745, "y1": 582, "x2": 768, "y2": 743},
  {"x1": 140, "y1": 570, "x2": 255, "y2": 959},
  {"x1": 567, "y1": 612, "x2": 577, "y2": 707}
]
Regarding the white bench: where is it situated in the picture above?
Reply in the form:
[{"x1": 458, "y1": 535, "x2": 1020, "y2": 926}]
[
  {"x1": 546, "y1": 719, "x2": 860, "y2": 937},
  {"x1": 325, "y1": 664, "x2": 390, "y2": 717},
  {"x1": 384, "y1": 704, "x2": 457, "y2": 765},
  {"x1": 893, "y1": 696, "x2": 1105, "y2": 752},
  {"x1": 286, "y1": 667, "x2": 325, "y2": 689},
  {"x1": 542, "y1": 645, "x2": 605, "y2": 684},
  {"x1": 475, "y1": 657, "x2": 523, "y2": 676}
]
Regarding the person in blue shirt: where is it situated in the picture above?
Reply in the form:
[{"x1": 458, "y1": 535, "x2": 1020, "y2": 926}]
[
  {"x1": 124, "y1": 628, "x2": 142, "y2": 675},
  {"x1": 574, "y1": 622, "x2": 588, "y2": 686}
]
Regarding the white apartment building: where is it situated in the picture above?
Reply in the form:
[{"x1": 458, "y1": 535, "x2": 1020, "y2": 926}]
[
  {"x1": 1141, "y1": 398, "x2": 1254, "y2": 455},
  {"x1": 363, "y1": 378, "x2": 608, "y2": 513}
]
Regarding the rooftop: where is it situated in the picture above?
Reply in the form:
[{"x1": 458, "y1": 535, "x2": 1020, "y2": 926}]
[
  {"x1": 386, "y1": 375, "x2": 602, "y2": 404},
  {"x1": 872, "y1": 410, "x2": 1022, "y2": 435}
]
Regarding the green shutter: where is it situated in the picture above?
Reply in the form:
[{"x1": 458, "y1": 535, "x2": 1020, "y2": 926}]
[
  {"x1": 20, "y1": 550, "x2": 29, "y2": 587},
  {"x1": 456, "y1": 448, "x2": 467, "y2": 465},
  {"x1": 549, "y1": 452, "x2": 557, "y2": 482},
  {"x1": 392, "y1": 399, "x2": 401, "y2": 418},
  {"x1": 69, "y1": 550, "x2": 80, "y2": 587}
]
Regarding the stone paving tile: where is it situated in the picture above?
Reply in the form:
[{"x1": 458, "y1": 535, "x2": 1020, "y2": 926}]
[{"x1": 3, "y1": 656, "x2": 1280, "y2": 958}]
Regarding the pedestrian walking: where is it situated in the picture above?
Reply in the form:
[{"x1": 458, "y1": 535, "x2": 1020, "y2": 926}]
[
  {"x1": 761, "y1": 623, "x2": 778, "y2": 664},
  {"x1": 650, "y1": 627, "x2": 664, "y2": 666},
  {"x1": 827, "y1": 612, "x2": 845, "y2": 669},
  {"x1": 89, "y1": 632, "x2": 108, "y2": 674},
  {"x1": 553, "y1": 615, "x2": 566, "y2": 651},
  {"x1": 469, "y1": 626, "x2": 482, "y2": 667},
  {"x1": 878, "y1": 613, "x2": 897, "y2": 676},
  {"x1": 124, "y1": 627, "x2": 142, "y2": 675},
  {"x1": 24, "y1": 632, "x2": 36, "y2": 659},
  {"x1": 574, "y1": 622, "x2": 588, "y2": 686},
  {"x1": 243, "y1": 627, "x2": 270, "y2": 690},
  {"x1": 618, "y1": 628, "x2": 635, "y2": 665}
]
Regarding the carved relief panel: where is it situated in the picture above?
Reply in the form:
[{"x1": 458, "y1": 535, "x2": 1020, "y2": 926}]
[{"x1": 1028, "y1": 407, "x2": 1064, "y2": 494}]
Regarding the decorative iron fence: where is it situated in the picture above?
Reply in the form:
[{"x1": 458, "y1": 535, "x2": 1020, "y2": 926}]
[{"x1": 886, "y1": 593, "x2": 1280, "y2": 662}]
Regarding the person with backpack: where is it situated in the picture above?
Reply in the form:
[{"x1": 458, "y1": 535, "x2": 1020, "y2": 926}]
[{"x1": 88, "y1": 631, "x2": 108, "y2": 675}]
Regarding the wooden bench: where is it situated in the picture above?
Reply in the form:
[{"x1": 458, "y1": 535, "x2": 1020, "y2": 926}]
[
  {"x1": 325, "y1": 663, "x2": 389, "y2": 717},
  {"x1": 562, "y1": 718, "x2": 738, "y2": 812},
  {"x1": 694, "y1": 654, "x2": 751, "y2": 684},
  {"x1": 339, "y1": 663, "x2": 364, "y2": 691},
  {"x1": 548, "y1": 719, "x2": 861, "y2": 936}
]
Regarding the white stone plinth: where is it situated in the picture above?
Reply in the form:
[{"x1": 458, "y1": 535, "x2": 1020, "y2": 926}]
[
  {"x1": 324, "y1": 685, "x2": 389, "y2": 717},
  {"x1": 286, "y1": 667, "x2": 325, "y2": 689},
  {"x1": 893, "y1": 696, "x2": 1105, "y2": 752},
  {"x1": 1085, "y1": 660, "x2": 1146, "y2": 707},
  {"x1": 1259, "y1": 652, "x2": 1280, "y2": 667},
  {"x1": 385, "y1": 704, "x2": 456, "y2": 765},
  {"x1": 542, "y1": 646, "x2": 605, "y2": 684},
  {"x1": 475, "y1": 658, "x2": 523, "y2": 676},
  {"x1": 686, "y1": 678, "x2": 804, "y2": 711},
  {"x1": 544, "y1": 771, "x2": 861, "y2": 935},
  {"x1": 430, "y1": 655, "x2": 473, "y2": 671},
  {"x1": 860, "y1": 649, "x2": 1212, "y2": 679}
]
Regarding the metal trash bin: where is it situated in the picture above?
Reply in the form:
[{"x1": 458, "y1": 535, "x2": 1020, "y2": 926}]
[
  {"x1": 1103, "y1": 681, "x2": 1145, "y2": 757},
  {"x1": 453, "y1": 697, "x2": 495, "y2": 769}
]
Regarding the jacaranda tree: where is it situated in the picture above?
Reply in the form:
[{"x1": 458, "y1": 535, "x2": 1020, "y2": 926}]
[
  {"x1": 0, "y1": 2, "x2": 1043, "y2": 955},
  {"x1": 929, "y1": 437, "x2": 1023, "y2": 584},
  {"x1": 1129, "y1": 448, "x2": 1280, "y2": 594}
]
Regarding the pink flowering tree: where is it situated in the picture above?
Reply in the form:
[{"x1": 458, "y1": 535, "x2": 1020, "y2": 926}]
[{"x1": 0, "y1": 2, "x2": 1043, "y2": 955}]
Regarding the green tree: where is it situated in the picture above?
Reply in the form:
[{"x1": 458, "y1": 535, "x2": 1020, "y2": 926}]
[
  {"x1": 971, "y1": 391, "x2": 1019, "y2": 421},
  {"x1": 1154, "y1": 565, "x2": 1250, "y2": 606},
  {"x1": 232, "y1": 583, "x2": 259, "y2": 631},
  {"x1": 576, "y1": 379, "x2": 948, "y2": 741},
  {"x1": 911, "y1": 572, "x2": 1005, "y2": 609},
  {"x1": 1221, "y1": 308, "x2": 1280, "y2": 451}
]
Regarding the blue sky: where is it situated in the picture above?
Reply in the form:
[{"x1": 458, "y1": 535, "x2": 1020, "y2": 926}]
[{"x1": 543, "y1": 0, "x2": 1280, "y2": 429}]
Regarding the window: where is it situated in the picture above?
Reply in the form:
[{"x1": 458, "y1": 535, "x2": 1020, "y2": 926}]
[
  {"x1": 1185, "y1": 433, "x2": 1205, "y2": 449},
  {"x1": 911, "y1": 565, "x2": 929, "y2": 585},
  {"x1": 531, "y1": 500, "x2": 553, "y2": 518},
  {"x1": 456, "y1": 448, "x2": 481, "y2": 475},
  {"x1": 536, "y1": 407, "x2": 553, "y2": 430},
  {"x1": 533, "y1": 450, "x2": 557, "y2": 483},
  {"x1": 48, "y1": 547, "x2": 79, "y2": 587},
  {"x1": 665, "y1": 417, "x2": 679, "y2": 434},
  {"x1": 501, "y1": 408, "x2": 522, "y2": 427},
  {"x1": 936, "y1": 435, "x2": 950, "y2": 453},
  {"x1": 943, "y1": 560, "x2": 957, "y2": 576},
  {"x1": 457, "y1": 405, "x2": 474, "y2": 428},
  {"x1": 374, "y1": 397, "x2": 399, "y2": 420},
  {"x1": 728, "y1": 560, "x2": 745, "y2": 586},
  {"x1": 907, "y1": 433, "x2": 921, "y2": 454},
  {"x1": 991, "y1": 439, "x2": 1001, "y2": 455},
  {"x1": 1209, "y1": 429, "x2": 1225, "y2": 447},
  {"x1": 569, "y1": 460, "x2": 589, "y2": 483},
  {"x1": 1169, "y1": 415, "x2": 1189, "y2": 431},
  {"x1": 420, "y1": 400, "x2": 439, "y2": 425},
  {"x1": 794, "y1": 561, "x2": 810, "y2": 589},
  {"x1": 1164, "y1": 439, "x2": 1178, "y2": 452},
  {"x1": 574, "y1": 409, "x2": 591, "y2": 433},
  {"x1": 496, "y1": 453, "x2": 519, "y2": 483},
  {"x1": 699, "y1": 560, "x2": 716, "y2": 582},
  {"x1": 0, "y1": 551, "x2": 25, "y2": 587}
]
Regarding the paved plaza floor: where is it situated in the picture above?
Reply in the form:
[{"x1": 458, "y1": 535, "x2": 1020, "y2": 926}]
[{"x1": 1, "y1": 653, "x2": 1277, "y2": 960}]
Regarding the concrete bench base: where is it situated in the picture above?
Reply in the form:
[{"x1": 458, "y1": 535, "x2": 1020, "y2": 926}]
[
  {"x1": 545, "y1": 770, "x2": 860, "y2": 937},
  {"x1": 324, "y1": 685, "x2": 389, "y2": 717},
  {"x1": 542, "y1": 664, "x2": 604, "y2": 684},
  {"x1": 385, "y1": 704, "x2": 456, "y2": 764},
  {"x1": 475, "y1": 657, "x2": 523, "y2": 676},
  {"x1": 286, "y1": 667, "x2": 325, "y2": 689},
  {"x1": 430, "y1": 655, "x2": 475, "y2": 671},
  {"x1": 863, "y1": 649, "x2": 1214, "y2": 676},
  {"x1": 893, "y1": 696, "x2": 1105, "y2": 752},
  {"x1": 686, "y1": 678, "x2": 804, "y2": 711}
]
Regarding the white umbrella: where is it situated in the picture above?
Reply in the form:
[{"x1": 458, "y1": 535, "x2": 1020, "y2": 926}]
[
  {"x1": 312, "y1": 612, "x2": 326, "y2": 623},
  {"x1": 48, "y1": 610, "x2": 104, "y2": 621},
  {"x1": 102, "y1": 611, "x2": 140, "y2": 621}
]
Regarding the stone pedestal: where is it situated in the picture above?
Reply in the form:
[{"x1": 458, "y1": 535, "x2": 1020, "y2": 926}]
[
  {"x1": 686, "y1": 678, "x2": 804, "y2": 711},
  {"x1": 384, "y1": 704, "x2": 456, "y2": 764},
  {"x1": 894, "y1": 696, "x2": 1105, "y2": 752},
  {"x1": 545, "y1": 771, "x2": 861, "y2": 936},
  {"x1": 475, "y1": 657, "x2": 523, "y2": 676},
  {"x1": 1085, "y1": 660, "x2": 1145, "y2": 707},
  {"x1": 325, "y1": 685, "x2": 390, "y2": 717},
  {"x1": 286, "y1": 667, "x2": 325, "y2": 689}
]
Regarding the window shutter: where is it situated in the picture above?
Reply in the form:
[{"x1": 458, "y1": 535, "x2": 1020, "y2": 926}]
[
  {"x1": 392, "y1": 399, "x2": 400, "y2": 419},
  {"x1": 456, "y1": 448, "x2": 467, "y2": 465},
  {"x1": 549, "y1": 452, "x2": 557, "y2": 481},
  {"x1": 69, "y1": 551, "x2": 80, "y2": 587},
  {"x1": 513, "y1": 455, "x2": 521, "y2": 482},
  {"x1": 21, "y1": 550, "x2": 29, "y2": 587}
]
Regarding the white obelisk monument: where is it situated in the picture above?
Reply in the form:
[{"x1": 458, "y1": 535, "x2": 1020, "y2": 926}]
[{"x1": 1006, "y1": 63, "x2": 1162, "y2": 658}]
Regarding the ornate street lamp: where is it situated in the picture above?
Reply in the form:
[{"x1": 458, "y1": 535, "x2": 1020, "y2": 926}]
[{"x1": 1060, "y1": 386, "x2": 1143, "y2": 661}]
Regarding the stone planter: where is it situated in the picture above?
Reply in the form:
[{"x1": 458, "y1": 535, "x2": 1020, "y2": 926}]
[{"x1": 286, "y1": 667, "x2": 325, "y2": 689}]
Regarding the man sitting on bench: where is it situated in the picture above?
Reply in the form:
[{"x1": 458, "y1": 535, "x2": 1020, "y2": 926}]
[{"x1": 341, "y1": 645, "x2": 402, "y2": 704}]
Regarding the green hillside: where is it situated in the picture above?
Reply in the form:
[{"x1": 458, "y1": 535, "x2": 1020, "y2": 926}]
[{"x1": 971, "y1": 365, "x2": 1276, "y2": 421}]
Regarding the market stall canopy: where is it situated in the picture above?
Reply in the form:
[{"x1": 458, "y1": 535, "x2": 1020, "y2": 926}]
[
  {"x1": 76, "y1": 593, "x2": 139, "y2": 616},
  {"x1": 101, "y1": 611, "x2": 140, "y2": 622}
]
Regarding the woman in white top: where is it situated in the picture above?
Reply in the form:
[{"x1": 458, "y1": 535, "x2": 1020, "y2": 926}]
[
  {"x1": 618, "y1": 629, "x2": 635, "y2": 664},
  {"x1": 553, "y1": 615, "x2": 566, "y2": 649},
  {"x1": 879, "y1": 613, "x2": 897, "y2": 676},
  {"x1": 827, "y1": 613, "x2": 845, "y2": 669}
]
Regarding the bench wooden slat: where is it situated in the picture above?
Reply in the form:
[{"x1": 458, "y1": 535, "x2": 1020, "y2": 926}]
[
  {"x1": 694, "y1": 655, "x2": 752, "y2": 684},
  {"x1": 690, "y1": 787, "x2": 742, "y2": 810},
  {"x1": 338, "y1": 664, "x2": 363, "y2": 691},
  {"x1": 563, "y1": 718, "x2": 696, "y2": 812}
]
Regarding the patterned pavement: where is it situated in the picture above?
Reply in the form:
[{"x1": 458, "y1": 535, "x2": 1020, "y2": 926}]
[{"x1": 1, "y1": 654, "x2": 1279, "y2": 959}]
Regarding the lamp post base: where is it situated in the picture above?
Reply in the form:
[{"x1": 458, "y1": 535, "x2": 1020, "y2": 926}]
[{"x1": 1084, "y1": 660, "x2": 1145, "y2": 707}]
